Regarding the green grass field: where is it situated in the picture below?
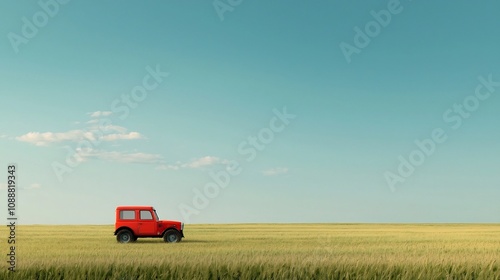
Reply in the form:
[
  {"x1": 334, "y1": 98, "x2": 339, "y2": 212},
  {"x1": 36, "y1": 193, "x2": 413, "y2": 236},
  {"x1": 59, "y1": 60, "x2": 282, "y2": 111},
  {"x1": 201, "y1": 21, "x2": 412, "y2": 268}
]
[{"x1": 1, "y1": 224, "x2": 500, "y2": 279}]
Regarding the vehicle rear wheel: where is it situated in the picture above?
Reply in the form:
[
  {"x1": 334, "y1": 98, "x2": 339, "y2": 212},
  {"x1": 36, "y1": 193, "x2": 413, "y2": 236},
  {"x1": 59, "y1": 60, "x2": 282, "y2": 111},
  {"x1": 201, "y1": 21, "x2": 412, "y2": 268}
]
[
  {"x1": 116, "y1": 229, "x2": 134, "y2": 243},
  {"x1": 163, "y1": 229, "x2": 181, "y2": 243}
]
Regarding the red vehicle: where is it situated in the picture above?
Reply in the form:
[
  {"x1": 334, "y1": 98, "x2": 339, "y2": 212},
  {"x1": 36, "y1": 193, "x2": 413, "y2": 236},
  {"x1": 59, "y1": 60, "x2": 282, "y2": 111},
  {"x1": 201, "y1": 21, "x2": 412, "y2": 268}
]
[{"x1": 114, "y1": 206, "x2": 184, "y2": 243}]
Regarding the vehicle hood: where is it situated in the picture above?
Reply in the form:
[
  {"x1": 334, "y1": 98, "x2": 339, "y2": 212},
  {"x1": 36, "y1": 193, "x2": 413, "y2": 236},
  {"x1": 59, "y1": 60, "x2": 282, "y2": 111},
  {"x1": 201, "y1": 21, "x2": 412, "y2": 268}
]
[{"x1": 158, "y1": 220, "x2": 182, "y2": 230}]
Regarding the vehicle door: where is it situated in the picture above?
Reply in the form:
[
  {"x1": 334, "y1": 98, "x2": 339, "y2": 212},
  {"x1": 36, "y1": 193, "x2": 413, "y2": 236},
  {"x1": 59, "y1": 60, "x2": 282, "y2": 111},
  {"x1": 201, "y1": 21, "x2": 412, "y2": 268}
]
[{"x1": 138, "y1": 210, "x2": 156, "y2": 235}]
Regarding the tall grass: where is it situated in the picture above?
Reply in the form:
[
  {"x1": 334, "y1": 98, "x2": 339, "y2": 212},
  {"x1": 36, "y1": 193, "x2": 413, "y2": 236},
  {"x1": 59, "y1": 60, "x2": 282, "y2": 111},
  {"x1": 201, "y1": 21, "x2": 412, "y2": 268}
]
[{"x1": 1, "y1": 224, "x2": 499, "y2": 279}]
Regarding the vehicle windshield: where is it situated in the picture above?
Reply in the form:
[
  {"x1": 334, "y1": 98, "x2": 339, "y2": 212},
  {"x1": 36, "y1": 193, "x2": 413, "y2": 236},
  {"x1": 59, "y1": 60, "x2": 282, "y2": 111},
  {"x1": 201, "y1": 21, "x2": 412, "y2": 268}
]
[{"x1": 153, "y1": 209, "x2": 159, "y2": 220}]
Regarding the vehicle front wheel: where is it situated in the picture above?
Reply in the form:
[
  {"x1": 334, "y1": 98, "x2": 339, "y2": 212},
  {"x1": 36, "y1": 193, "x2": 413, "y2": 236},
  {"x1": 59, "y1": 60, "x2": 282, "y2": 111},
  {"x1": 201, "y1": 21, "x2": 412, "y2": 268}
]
[
  {"x1": 163, "y1": 229, "x2": 181, "y2": 243},
  {"x1": 116, "y1": 229, "x2": 134, "y2": 243}
]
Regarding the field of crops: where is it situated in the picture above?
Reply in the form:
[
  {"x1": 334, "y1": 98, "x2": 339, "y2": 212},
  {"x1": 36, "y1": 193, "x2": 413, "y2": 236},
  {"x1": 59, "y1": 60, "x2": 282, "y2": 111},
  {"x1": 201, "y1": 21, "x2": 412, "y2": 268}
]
[{"x1": 1, "y1": 224, "x2": 499, "y2": 279}]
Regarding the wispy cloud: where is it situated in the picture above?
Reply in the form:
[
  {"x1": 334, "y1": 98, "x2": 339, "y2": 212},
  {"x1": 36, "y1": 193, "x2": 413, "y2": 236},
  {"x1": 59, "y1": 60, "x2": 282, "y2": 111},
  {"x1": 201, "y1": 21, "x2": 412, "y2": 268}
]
[
  {"x1": 156, "y1": 156, "x2": 228, "y2": 171},
  {"x1": 16, "y1": 127, "x2": 143, "y2": 146},
  {"x1": 262, "y1": 167, "x2": 289, "y2": 176},
  {"x1": 88, "y1": 111, "x2": 112, "y2": 118},
  {"x1": 16, "y1": 111, "x2": 157, "y2": 166},
  {"x1": 86, "y1": 119, "x2": 99, "y2": 124},
  {"x1": 185, "y1": 156, "x2": 226, "y2": 168},
  {"x1": 16, "y1": 130, "x2": 93, "y2": 146},
  {"x1": 100, "y1": 125, "x2": 127, "y2": 133},
  {"x1": 101, "y1": 132, "x2": 144, "y2": 141},
  {"x1": 79, "y1": 149, "x2": 162, "y2": 164},
  {"x1": 155, "y1": 164, "x2": 181, "y2": 171}
]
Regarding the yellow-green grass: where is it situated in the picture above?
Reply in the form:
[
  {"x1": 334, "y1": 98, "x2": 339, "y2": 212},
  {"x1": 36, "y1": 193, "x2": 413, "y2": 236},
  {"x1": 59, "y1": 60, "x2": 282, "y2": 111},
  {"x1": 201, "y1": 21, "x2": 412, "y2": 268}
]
[{"x1": 1, "y1": 224, "x2": 500, "y2": 279}]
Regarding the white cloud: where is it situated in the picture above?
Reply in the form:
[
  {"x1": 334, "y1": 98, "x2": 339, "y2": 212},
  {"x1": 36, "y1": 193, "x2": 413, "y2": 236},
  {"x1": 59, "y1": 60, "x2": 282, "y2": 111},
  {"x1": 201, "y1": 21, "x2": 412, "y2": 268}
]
[
  {"x1": 86, "y1": 119, "x2": 99, "y2": 124},
  {"x1": 155, "y1": 164, "x2": 180, "y2": 171},
  {"x1": 262, "y1": 167, "x2": 289, "y2": 176},
  {"x1": 101, "y1": 125, "x2": 127, "y2": 133},
  {"x1": 16, "y1": 130, "x2": 89, "y2": 146},
  {"x1": 101, "y1": 132, "x2": 143, "y2": 141},
  {"x1": 17, "y1": 129, "x2": 143, "y2": 146},
  {"x1": 79, "y1": 149, "x2": 162, "y2": 164},
  {"x1": 85, "y1": 123, "x2": 128, "y2": 134},
  {"x1": 89, "y1": 111, "x2": 112, "y2": 118},
  {"x1": 17, "y1": 112, "x2": 143, "y2": 146},
  {"x1": 184, "y1": 156, "x2": 224, "y2": 168},
  {"x1": 15, "y1": 111, "x2": 157, "y2": 167},
  {"x1": 156, "y1": 156, "x2": 229, "y2": 171}
]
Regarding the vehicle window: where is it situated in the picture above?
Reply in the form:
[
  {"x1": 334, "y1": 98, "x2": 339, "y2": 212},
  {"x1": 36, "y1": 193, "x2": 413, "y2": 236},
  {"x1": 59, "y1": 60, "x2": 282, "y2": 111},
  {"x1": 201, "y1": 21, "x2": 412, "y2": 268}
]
[
  {"x1": 140, "y1": 210, "x2": 153, "y2": 220},
  {"x1": 120, "y1": 210, "x2": 135, "y2": 220}
]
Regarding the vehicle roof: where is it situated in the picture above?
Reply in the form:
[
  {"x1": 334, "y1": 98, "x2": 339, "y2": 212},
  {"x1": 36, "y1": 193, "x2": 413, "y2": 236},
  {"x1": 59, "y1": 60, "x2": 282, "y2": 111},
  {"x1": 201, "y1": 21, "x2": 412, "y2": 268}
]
[{"x1": 116, "y1": 206, "x2": 154, "y2": 210}]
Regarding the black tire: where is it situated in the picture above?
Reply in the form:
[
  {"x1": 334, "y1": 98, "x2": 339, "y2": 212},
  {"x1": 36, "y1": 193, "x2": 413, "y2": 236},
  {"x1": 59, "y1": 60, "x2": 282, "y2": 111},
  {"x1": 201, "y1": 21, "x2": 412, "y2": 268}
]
[
  {"x1": 163, "y1": 229, "x2": 181, "y2": 243},
  {"x1": 116, "y1": 229, "x2": 134, "y2": 243}
]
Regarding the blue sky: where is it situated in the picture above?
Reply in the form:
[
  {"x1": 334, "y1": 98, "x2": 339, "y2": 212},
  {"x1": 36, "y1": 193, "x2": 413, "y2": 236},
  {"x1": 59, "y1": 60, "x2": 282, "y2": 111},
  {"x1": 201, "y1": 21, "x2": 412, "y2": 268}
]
[{"x1": 1, "y1": 1, "x2": 499, "y2": 224}]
